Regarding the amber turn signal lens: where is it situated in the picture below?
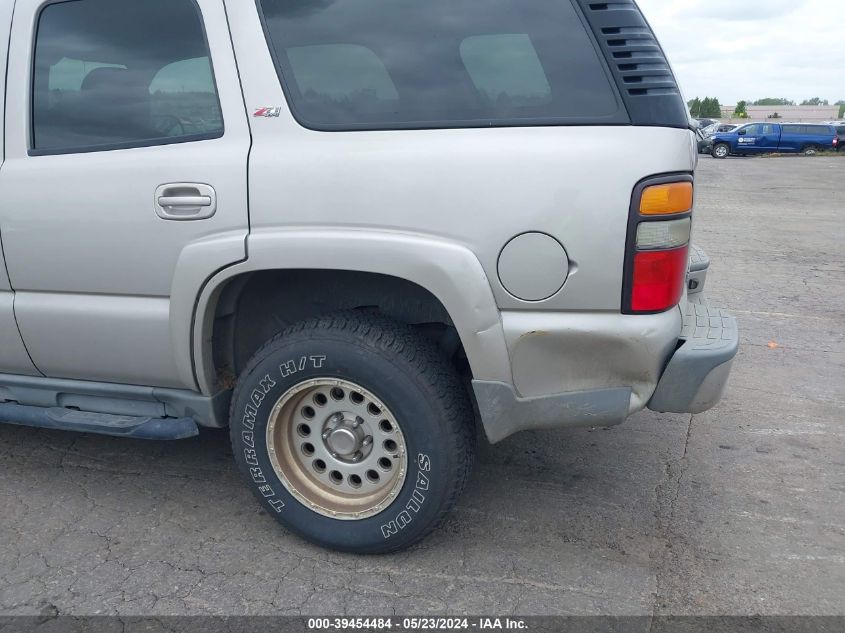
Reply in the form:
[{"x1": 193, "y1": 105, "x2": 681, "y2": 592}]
[{"x1": 639, "y1": 182, "x2": 693, "y2": 216}]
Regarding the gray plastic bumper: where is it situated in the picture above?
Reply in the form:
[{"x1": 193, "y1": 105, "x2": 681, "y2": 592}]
[
  {"x1": 648, "y1": 297, "x2": 738, "y2": 414},
  {"x1": 471, "y1": 382, "x2": 631, "y2": 444},
  {"x1": 687, "y1": 244, "x2": 710, "y2": 295}
]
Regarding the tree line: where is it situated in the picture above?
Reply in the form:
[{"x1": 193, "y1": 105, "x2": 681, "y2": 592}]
[{"x1": 688, "y1": 97, "x2": 845, "y2": 119}]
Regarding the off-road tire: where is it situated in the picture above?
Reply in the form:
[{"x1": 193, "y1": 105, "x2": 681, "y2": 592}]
[{"x1": 229, "y1": 311, "x2": 475, "y2": 554}]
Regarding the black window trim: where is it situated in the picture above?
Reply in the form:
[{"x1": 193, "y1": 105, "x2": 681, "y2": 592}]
[
  {"x1": 253, "y1": 0, "x2": 631, "y2": 132},
  {"x1": 27, "y1": 0, "x2": 225, "y2": 157}
]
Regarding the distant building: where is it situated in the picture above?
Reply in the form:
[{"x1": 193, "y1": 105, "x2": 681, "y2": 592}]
[{"x1": 719, "y1": 105, "x2": 839, "y2": 123}]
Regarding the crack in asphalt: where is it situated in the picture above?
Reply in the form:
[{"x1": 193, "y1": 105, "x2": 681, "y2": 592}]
[{"x1": 650, "y1": 413, "x2": 695, "y2": 621}]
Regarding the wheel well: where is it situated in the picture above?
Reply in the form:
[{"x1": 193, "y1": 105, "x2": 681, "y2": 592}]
[{"x1": 208, "y1": 270, "x2": 471, "y2": 390}]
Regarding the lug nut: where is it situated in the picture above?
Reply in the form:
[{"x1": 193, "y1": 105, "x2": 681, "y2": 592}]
[{"x1": 362, "y1": 436, "x2": 373, "y2": 447}]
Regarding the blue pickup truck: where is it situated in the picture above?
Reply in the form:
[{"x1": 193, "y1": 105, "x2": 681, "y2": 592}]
[{"x1": 711, "y1": 122, "x2": 839, "y2": 158}]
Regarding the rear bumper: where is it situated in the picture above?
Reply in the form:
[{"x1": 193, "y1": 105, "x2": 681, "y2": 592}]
[
  {"x1": 687, "y1": 244, "x2": 710, "y2": 294},
  {"x1": 472, "y1": 296, "x2": 738, "y2": 443},
  {"x1": 648, "y1": 296, "x2": 738, "y2": 414},
  {"x1": 471, "y1": 306, "x2": 681, "y2": 444},
  {"x1": 471, "y1": 246, "x2": 736, "y2": 443}
]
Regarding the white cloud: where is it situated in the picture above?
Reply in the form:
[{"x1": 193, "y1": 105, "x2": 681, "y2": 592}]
[{"x1": 636, "y1": 0, "x2": 844, "y2": 106}]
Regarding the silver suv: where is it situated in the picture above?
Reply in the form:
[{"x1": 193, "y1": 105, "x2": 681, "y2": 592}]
[{"x1": 0, "y1": 0, "x2": 737, "y2": 553}]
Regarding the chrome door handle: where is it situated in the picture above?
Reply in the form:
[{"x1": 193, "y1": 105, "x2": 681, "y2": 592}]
[
  {"x1": 154, "y1": 183, "x2": 216, "y2": 220},
  {"x1": 157, "y1": 195, "x2": 212, "y2": 208}
]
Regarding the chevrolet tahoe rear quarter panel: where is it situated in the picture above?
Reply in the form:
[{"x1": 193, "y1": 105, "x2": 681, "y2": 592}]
[
  {"x1": 211, "y1": 0, "x2": 700, "y2": 438},
  {"x1": 227, "y1": 0, "x2": 696, "y2": 312},
  {"x1": 242, "y1": 125, "x2": 696, "y2": 314}
]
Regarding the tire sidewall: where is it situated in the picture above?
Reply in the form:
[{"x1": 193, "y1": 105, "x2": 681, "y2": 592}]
[{"x1": 230, "y1": 331, "x2": 455, "y2": 553}]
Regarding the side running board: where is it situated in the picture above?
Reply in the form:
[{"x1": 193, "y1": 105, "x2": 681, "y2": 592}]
[{"x1": 0, "y1": 403, "x2": 199, "y2": 440}]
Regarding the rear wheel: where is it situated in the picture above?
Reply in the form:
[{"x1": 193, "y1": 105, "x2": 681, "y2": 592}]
[
  {"x1": 712, "y1": 143, "x2": 729, "y2": 159},
  {"x1": 802, "y1": 145, "x2": 820, "y2": 156},
  {"x1": 229, "y1": 312, "x2": 475, "y2": 553}
]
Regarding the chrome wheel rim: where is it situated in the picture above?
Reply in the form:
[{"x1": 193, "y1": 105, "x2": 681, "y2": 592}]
[
  {"x1": 266, "y1": 378, "x2": 408, "y2": 520},
  {"x1": 714, "y1": 145, "x2": 727, "y2": 157}
]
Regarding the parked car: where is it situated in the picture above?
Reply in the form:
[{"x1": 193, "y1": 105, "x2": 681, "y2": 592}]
[
  {"x1": 694, "y1": 117, "x2": 718, "y2": 128},
  {"x1": 702, "y1": 123, "x2": 737, "y2": 138},
  {"x1": 834, "y1": 126, "x2": 845, "y2": 152},
  {"x1": 696, "y1": 128, "x2": 712, "y2": 154},
  {"x1": 0, "y1": 0, "x2": 737, "y2": 553},
  {"x1": 711, "y1": 122, "x2": 839, "y2": 157}
]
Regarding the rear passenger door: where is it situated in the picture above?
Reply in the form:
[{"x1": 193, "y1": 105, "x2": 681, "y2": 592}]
[
  {"x1": 0, "y1": 0, "x2": 250, "y2": 390},
  {"x1": 778, "y1": 126, "x2": 801, "y2": 153},
  {"x1": 739, "y1": 123, "x2": 778, "y2": 153},
  {"x1": 757, "y1": 124, "x2": 780, "y2": 153}
]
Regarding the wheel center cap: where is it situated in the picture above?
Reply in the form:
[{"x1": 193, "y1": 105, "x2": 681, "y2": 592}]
[{"x1": 327, "y1": 427, "x2": 359, "y2": 455}]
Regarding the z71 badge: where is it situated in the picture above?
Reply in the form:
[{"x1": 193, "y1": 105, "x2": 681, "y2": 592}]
[{"x1": 253, "y1": 106, "x2": 282, "y2": 118}]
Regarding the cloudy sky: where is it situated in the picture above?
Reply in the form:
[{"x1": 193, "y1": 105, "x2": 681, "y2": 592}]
[{"x1": 636, "y1": 0, "x2": 843, "y2": 107}]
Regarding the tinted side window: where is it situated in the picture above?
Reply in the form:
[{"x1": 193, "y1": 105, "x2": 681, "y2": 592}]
[
  {"x1": 258, "y1": 0, "x2": 623, "y2": 130},
  {"x1": 32, "y1": 0, "x2": 223, "y2": 154},
  {"x1": 285, "y1": 44, "x2": 399, "y2": 120},
  {"x1": 459, "y1": 35, "x2": 552, "y2": 108}
]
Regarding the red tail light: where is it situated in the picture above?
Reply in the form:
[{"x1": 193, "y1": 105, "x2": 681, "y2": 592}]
[
  {"x1": 630, "y1": 247, "x2": 690, "y2": 312},
  {"x1": 623, "y1": 176, "x2": 694, "y2": 314}
]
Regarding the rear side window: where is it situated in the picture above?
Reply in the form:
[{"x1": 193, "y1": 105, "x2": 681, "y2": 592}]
[
  {"x1": 257, "y1": 0, "x2": 623, "y2": 130},
  {"x1": 32, "y1": 0, "x2": 223, "y2": 154},
  {"x1": 807, "y1": 125, "x2": 832, "y2": 135},
  {"x1": 285, "y1": 44, "x2": 399, "y2": 110},
  {"x1": 783, "y1": 125, "x2": 833, "y2": 136},
  {"x1": 459, "y1": 35, "x2": 552, "y2": 108}
]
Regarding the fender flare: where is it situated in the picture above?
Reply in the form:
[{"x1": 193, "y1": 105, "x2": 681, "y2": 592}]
[{"x1": 180, "y1": 228, "x2": 512, "y2": 395}]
